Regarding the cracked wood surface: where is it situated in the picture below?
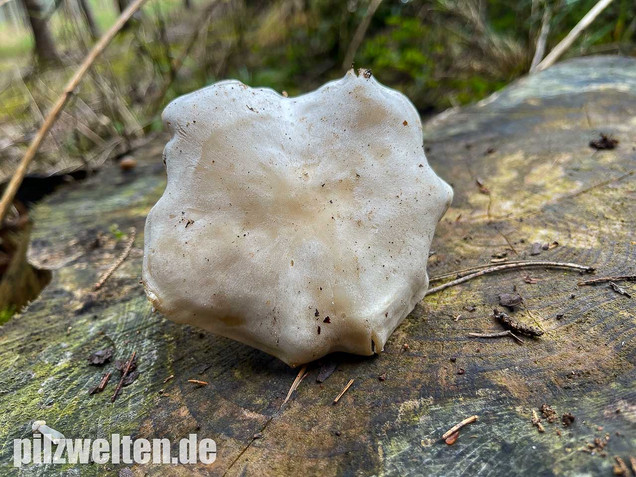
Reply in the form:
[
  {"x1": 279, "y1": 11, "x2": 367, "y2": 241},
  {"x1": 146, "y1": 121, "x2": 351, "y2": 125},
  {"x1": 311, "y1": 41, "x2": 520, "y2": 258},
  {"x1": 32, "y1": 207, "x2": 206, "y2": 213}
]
[{"x1": 0, "y1": 56, "x2": 635, "y2": 476}]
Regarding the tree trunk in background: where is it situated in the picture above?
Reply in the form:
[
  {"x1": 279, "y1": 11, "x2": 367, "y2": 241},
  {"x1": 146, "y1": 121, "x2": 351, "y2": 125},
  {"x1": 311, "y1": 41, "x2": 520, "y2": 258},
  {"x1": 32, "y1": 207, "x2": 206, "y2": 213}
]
[
  {"x1": 184, "y1": 0, "x2": 191, "y2": 9},
  {"x1": 114, "y1": 0, "x2": 128, "y2": 13},
  {"x1": 77, "y1": 0, "x2": 99, "y2": 39},
  {"x1": 21, "y1": 0, "x2": 60, "y2": 66}
]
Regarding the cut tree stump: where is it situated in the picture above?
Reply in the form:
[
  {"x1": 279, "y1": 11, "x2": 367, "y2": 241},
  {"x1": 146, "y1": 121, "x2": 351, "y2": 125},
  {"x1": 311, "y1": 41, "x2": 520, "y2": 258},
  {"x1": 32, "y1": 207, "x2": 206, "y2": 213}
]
[{"x1": 1, "y1": 56, "x2": 634, "y2": 475}]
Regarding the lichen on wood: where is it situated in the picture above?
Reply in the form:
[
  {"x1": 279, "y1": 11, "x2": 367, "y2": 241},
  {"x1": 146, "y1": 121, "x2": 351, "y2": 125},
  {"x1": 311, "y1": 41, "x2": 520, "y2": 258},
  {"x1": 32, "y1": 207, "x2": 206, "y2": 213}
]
[{"x1": 0, "y1": 56, "x2": 634, "y2": 476}]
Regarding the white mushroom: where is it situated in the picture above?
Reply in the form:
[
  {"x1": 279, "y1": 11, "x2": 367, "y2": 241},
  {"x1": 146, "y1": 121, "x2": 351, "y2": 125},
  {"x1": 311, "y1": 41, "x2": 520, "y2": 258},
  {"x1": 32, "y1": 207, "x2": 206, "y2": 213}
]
[{"x1": 143, "y1": 70, "x2": 453, "y2": 366}]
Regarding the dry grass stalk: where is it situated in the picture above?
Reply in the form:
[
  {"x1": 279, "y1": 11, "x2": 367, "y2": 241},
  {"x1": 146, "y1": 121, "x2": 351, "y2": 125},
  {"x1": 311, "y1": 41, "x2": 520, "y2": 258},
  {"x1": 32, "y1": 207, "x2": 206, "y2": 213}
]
[{"x1": 0, "y1": 0, "x2": 150, "y2": 223}]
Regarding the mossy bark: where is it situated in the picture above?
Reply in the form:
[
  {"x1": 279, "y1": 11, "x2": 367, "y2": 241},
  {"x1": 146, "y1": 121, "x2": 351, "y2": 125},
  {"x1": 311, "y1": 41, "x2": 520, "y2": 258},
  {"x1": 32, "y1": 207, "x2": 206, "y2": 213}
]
[{"x1": 0, "y1": 56, "x2": 634, "y2": 476}]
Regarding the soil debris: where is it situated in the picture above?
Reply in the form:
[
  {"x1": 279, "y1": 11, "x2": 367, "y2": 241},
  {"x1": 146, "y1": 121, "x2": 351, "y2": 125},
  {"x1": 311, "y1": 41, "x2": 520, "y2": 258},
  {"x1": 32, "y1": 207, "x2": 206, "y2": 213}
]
[
  {"x1": 543, "y1": 241, "x2": 559, "y2": 250},
  {"x1": 589, "y1": 133, "x2": 618, "y2": 150},
  {"x1": 530, "y1": 242, "x2": 542, "y2": 256},
  {"x1": 493, "y1": 309, "x2": 543, "y2": 337},
  {"x1": 541, "y1": 404, "x2": 558, "y2": 423},
  {"x1": 561, "y1": 412, "x2": 575, "y2": 427},
  {"x1": 475, "y1": 178, "x2": 490, "y2": 195},
  {"x1": 188, "y1": 379, "x2": 208, "y2": 386},
  {"x1": 499, "y1": 293, "x2": 523, "y2": 309}
]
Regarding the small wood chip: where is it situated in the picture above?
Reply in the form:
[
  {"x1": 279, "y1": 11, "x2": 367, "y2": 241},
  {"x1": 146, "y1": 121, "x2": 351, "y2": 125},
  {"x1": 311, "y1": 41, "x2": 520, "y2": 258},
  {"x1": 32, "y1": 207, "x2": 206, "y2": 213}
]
[
  {"x1": 475, "y1": 179, "x2": 490, "y2": 195},
  {"x1": 188, "y1": 379, "x2": 208, "y2": 386},
  {"x1": 614, "y1": 456, "x2": 629, "y2": 476},
  {"x1": 163, "y1": 374, "x2": 174, "y2": 384},
  {"x1": 442, "y1": 415, "x2": 478, "y2": 440},
  {"x1": 531, "y1": 409, "x2": 545, "y2": 433},
  {"x1": 89, "y1": 372, "x2": 112, "y2": 395},
  {"x1": 333, "y1": 379, "x2": 354, "y2": 405},
  {"x1": 316, "y1": 361, "x2": 337, "y2": 383}
]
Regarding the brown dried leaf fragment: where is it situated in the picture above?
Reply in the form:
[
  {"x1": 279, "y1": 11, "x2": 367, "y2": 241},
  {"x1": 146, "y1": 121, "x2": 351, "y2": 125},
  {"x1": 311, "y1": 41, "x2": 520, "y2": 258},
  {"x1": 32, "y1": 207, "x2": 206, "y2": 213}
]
[
  {"x1": 88, "y1": 348, "x2": 113, "y2": 365},
  {"x1": 499, "y1": 293, "x2": 523, "y2": 308},
  {"x1": 445, "y1": 431, "x2": 460, "y2": 445}
]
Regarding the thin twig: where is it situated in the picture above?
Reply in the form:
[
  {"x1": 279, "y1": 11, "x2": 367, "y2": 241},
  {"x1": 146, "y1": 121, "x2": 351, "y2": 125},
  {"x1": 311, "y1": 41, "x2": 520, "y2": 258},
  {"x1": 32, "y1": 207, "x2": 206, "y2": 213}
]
[
  {"x1": 148, "y1": 1, "x2": 218, "y2": 112},
  {"x1": 442, "y1": 415, "x2": 478, "y2": 440},
  {"x1": 430, "y1": 261, "x2": 530, "y2": 282},
  {"x1": 535, "y1": 0, "x2": 614, "y2": 72},
  {"x1": 493, "y1": 309, "x2": 544, "y2": 337},
  {"x1": 531, "y1": 409, "x2": 545, "y2": 433},
  {"x1": 342, "y1": 0, "x2": 383, "y2": 70},
  {"x1": 333, "y1": 379, "x2": 354, "y2": 405},
  {"x1": 282, "y1": 365, "x2": 307, "y2": 406},
  {"x1": 578, "y1": 275, "x2": 636, "y2": 286},
  {"x1": 468, "y1": 330, "x2": 524, "y2": 344},
  {"x1": 529, "y1": 5, "x2": 551, "y2": 72},
  {"x1": 111, "y1": 351, "x2": 136, "y2": 403},
  {"x1": 0, "y1": 0, "x2": 150, "y2": 223},
  {"x1": 614, "y1": 456, "x2": 630, "y2": 476},
  {"x1": 188, "y1": 379, "x2": 208, "y2": 386},
  {"x1": 89, "y1": 371, "x2": 112, "y2": 395},
  {"x1": 94, "y1": 228, "x2": 136, "y2": 290},
  {"x1": 609, "y1": 282, "x2": 632, "y2": 298},
  {"x1": 425, "y1": 261, "x2": 594, "y2": 296}
]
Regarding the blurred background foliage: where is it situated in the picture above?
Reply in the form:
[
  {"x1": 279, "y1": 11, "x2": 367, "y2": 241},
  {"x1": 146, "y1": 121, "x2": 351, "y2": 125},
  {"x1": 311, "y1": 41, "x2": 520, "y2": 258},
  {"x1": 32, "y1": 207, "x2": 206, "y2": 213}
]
[{"x1": 0, "y1": 0, "x2": 634, "y2": 179}]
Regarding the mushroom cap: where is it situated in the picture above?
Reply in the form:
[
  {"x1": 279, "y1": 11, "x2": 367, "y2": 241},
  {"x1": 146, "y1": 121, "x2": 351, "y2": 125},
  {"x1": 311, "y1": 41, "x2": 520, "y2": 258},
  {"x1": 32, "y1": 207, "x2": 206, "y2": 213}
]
[{"x1": 143, "y1": 70, "x2": 453, "y2": 366}]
